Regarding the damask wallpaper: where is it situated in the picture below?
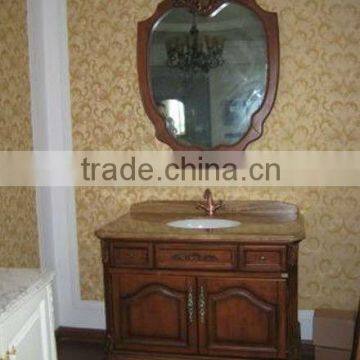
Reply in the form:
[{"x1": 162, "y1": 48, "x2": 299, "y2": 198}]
[
  {"x1": 68, "y1": 0, "x2": 360, "y2": 309},
  {"x1": 0, "y1": 0, "x2": 39, "y2": 267}
]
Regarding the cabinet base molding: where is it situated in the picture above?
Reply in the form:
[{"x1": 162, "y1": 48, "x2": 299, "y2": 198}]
[
  {"x1": 108, "y1": 352, "x2": 272, "y2": 360},
  {"x1": 106, "y1": 352, "x2": 302, "y2": 360},
  {"x1": 56, "y1": 327, "x2": 313, "y2": 360}
]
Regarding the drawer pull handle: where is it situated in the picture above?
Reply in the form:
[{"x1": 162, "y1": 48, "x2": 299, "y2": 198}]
[
  {"x1": 124, "y1": 252, "x2": 136, "y2": 258},
  {"x1": 187, "y1": 286, "x2": 194, "y2": 324},
  {"x1": 199, "y1": 286, "x2": 206, "y2": 324},
  {"x1": 260, "y1": 256, "x2": 266, "y2": 261}
]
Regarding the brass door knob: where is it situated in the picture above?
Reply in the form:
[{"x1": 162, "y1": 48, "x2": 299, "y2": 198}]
[
  {"x1": 199, "y1": 286, "x2": 206, "y2": 324},
  {"x1": 187, "y1": 286, "x2": 194, "y2": 324}
]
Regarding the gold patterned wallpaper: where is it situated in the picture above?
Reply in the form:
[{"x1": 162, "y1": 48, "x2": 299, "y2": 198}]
[
  {"x1": 68, "y1": 0, "x2": 360, "y2": 310},
  {"x1": 0, "y1": 0, "x2": 39, "y2": 267}
]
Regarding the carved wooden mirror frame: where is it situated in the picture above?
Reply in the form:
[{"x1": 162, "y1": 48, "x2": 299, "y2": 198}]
[{"x1": 138, "y1": 0, "x2": 279, "y2": 151}]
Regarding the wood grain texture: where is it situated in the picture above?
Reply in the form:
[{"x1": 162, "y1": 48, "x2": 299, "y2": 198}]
[
  {"x1": 239, "y1": 245, "x2": 287, "y2": 272},
  {"x1": 111, "y1": 242, "x2": 153, "y2": 268},
  {"x1": 198, "y1": 277, "x2": 286, "y2": 358},
  {"x1": 155, "y1": 244, "x2": 237, "y2": 270},
  {"x1": 111, "y1": 273, "x2": 197, "y2": 354},
  {"x1": 56, "y1": 327, "x2": 106, "y2": 343},
  {"x1": 108, "y1": 353, "x2": 280, "y2": 360}
]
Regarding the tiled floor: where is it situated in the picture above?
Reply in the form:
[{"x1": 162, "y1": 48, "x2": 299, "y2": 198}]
[{"x1": 57, "y1": 341, "x2": 315, "y2": 360}]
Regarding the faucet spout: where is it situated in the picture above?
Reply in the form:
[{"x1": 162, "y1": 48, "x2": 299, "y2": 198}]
[{"x1": 197, "y1": 189, "x2": 224, "y2": 216}]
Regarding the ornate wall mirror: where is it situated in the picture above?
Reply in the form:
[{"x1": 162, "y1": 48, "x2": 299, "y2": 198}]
[{"x1": 138, "y1": 0, "x2": 279, "y2": 150}]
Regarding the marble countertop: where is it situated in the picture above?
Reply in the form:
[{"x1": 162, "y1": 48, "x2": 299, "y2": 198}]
[
  {"x1": 0, "y1": 268, "x2": 54, "y2": 321},
  {"x1": 96, "y1": 200, "x2": 306, "y2": 243}
]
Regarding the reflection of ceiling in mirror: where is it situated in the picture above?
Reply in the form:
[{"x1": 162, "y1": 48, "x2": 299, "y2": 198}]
[
  {"x1": 150, "y1": 5, "x2": 267, "y2": 67},
  {"x1": 153, "y1": 4, "x2": 265, "y2": 39},
  {"x1": 163, "y1": 3, "x2": 249, "y2": 23}
]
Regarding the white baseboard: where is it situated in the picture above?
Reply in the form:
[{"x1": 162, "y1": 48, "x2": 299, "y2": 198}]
[
  {"x1": 60, "y1": 300, "x2": 106, "y2": 330},
  {"x1": 299, "y1": 310, "x2": 315, "y2": 341},
  {"x1": 63, "y1": 301, "x2": 314, "y2": 341}
]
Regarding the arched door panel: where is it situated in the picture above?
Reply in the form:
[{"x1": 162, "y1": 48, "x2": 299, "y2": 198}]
[
  {"x1": 111, "y1": 273, "x2": 197, "y2": 354},
  {"x1": 199, "y1": 277, "x2": 287, "y2": 359}
]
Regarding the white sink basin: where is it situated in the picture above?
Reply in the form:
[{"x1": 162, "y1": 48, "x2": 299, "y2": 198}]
[{"x1": 167, "y1": 218, "x2": 241, "y2": 230}]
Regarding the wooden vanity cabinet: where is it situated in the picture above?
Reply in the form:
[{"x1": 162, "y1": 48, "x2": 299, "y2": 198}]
[{"x1": 101, "y1": 240, "x2": 300, "y2": 360}]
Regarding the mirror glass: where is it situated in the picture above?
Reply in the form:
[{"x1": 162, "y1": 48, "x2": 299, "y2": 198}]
[{"x1": 149, "y1": 3, "x2": 268, "y2": 148}]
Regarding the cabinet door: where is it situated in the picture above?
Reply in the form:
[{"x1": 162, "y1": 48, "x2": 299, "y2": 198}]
[
  {"x1": 112, "y1": 273, "x2": 197, "y2": 354},
  {"x1": 198, "y1": 277, "x2": 287, "y2": 359}
]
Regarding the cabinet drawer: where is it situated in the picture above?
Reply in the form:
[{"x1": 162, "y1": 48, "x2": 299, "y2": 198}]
[
  {"x1": 111, "y1": 243, "x2": 153, "y2": 268},
  {"x1": 239, "y1": 245, "x2": 287, "y2": 272},
  {"x1": 155, "y1": 244, "x2": 237, "y2": 270}
]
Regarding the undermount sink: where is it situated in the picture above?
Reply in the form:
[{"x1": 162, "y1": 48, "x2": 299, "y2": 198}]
[{"x1": 166, "y1": 218, "x2": 241, "y2": 230}]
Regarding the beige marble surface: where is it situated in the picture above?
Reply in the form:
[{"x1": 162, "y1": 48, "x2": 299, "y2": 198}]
[
  {"x1": 96, "y1": 200, "x2": 305, "y2": 243},
  {"x1": 0, "y1": 268, "x2": 53, "y2": 321}
]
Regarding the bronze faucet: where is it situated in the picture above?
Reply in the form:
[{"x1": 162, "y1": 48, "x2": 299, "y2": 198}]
[{"x1": 197, "y1": 189, "x2": 224, "y2": 216}]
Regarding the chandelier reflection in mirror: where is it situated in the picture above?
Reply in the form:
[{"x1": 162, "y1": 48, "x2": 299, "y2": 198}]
[{"x1": 166, "y1": 13, "x2": 225, "y2": 73}]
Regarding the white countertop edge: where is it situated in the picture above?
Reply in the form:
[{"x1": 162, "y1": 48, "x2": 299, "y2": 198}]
[{"x1": 0, "y1": 269, "x2": 55, "y2": 323}]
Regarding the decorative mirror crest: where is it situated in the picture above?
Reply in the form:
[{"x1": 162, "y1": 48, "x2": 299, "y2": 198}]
[
  {"x1": 138, "y1": 0, "x2": 279, "y2": 151},
  {"x1": 172, "y1": 0, "x2": 223, "y2": 15}
]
